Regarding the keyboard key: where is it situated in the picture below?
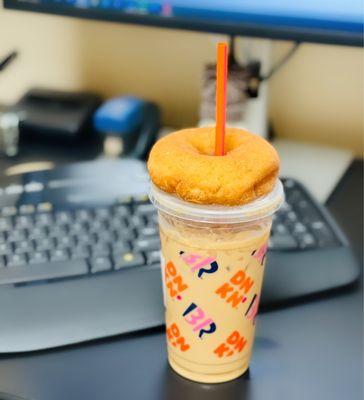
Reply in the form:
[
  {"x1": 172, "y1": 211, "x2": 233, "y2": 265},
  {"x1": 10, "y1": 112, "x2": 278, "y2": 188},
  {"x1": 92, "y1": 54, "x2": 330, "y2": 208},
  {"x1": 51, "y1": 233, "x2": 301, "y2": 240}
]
[
  {"x1": 19, "y1": 204, "x2": 35, "y2": 214},
  {"x1": 146, "y1": 250, "x2": 160, "y2": 265},
  {"x1": 50, "y1": 248, "x2": 70, "y2": 262},
  {"x1": 145, "y1": 214, "x2": 158, "y2": 225},
  {"x1": 94, "y1": 208, "x2": 111, "y2": 219},
  {"x1": 113, "y1": 252, "x2": 144, "y2": 270},
  {"x1": 0, "y1": 217, "x2": 12, "y2": 231},
  {"x1": 2, "y1": 206, "x2": 17, "y2": 216},
  {"x1": 6, "y1": 253, "x2": 27, "y2": 267},
  {"x1": 137, "y1": 233, "x2": 160, "y2": 242},
  {"x1": 297, "y1": 233, "x2": 316, "y2": 249},
  {"x1": 109, "y1": 218, "x2": 128, "y2": 230},
  {"x1": 55, "y1": 211, "x2": 73, "y2": 224},
  {"x1": 310, "y1": 221, "x2": 338, "y2": 247},
  {"x1": 283, "y1": 179, "x2": 295, "y2": 189},
  {"x1": 28, "y1": 226, "x2": 48, "y2": 240},
  {"x1": 95, "y1": 231, "x2": 115, "y2": 243},
  {"x1": 14, "y1": 240, "x2": 34, "y2": 254},
  {"x1": 75, "y1": 209, "x2": 92, "y2": 222},
  {"x1": 70, "y1": 245, "x2": 90, "y2": 259},
  {"x1": 113, "y1": 228, "x2": 135, "y2": 240},
  {"x1": 35, "y1": 213, "x2": 53, "y2": 226},
  {"x1": 0, "y1": 256, "x2": 5, "y2": 268},
  {"x1": 127, "y1": 215, "x2": 145, "y2": 228},
  {"x1": 286, "y1": 189, "x2": 302, "y2": 205},
  {"x1": 88, "y1": 220, "x2": 108, "y2": 233},
  {"x1": 28, "y1": 251, "x2": 48, "y2": 264},
  {"x1": 134, "y1": 237, "x2": 160, "y2": 252},
  {"x1": 139, "y1": 226, "x2": 159, "y2": 237},
  {"x1": 56, "y1": 236, "x2": 75, "y2": 249},
  {"x1": 135, "y1": 203, "x2": 156, "y2": 216},
  {"x1": 92, "y1": 242, "x2": 111, "y2": 257},
  {"x1": 68, "y1": 222, "x2": 88, "y2": 235},
  {"x1": 35, "y1": 237, "x2": 55, "y2": 251},
  {"x1": 51, "y1": 224, "x2": 70, "y2": 235},
  {"x1": 269, "y1": 234, "x2": 297, "y2": 250},
  {"x1": 90, "y1": 256, "x2": 112, "y2": 273},
  {"x1": 0, "y1": 260, "x2": 88, "y2": 285},
  {"x1": 279, "y1": 201, "x2": 292, "y2": 213},
  {"x1": 14, "y1": 215, "x2": 33, "y2": 229},
  {"x1": 273, "y1": 223, "x2": 288, "y2": 235},
  {"x1": 37, "y1": 202, "x2": 53, "y2": 212},
  {"x1": 0, "y1": 232, "x2": 5, "y2": 243},
  {"x1": 77, "y1": 234, "x2": 97, "y2": 246},
  {"x1": 286, "y1": 211, "x2": 298, "y2": 222},
  {"x1": 5, "y1": 185, "x2": 23, "y2": 195},
  {"x1": 114, "y1": 205, "x2": 129, "y2": 217},
  {"x1": 296, "y1": 200, "x2": 321, "y2": 224},
  {"x1": 112, "y1": 241, "x2": 131, "y2": 254},
  {"x1": 292, "y1": 222, "x2": 307, "y2": 235},
  {"x1": 8, "y1": 229, "x2": 27, "y2": 242},
  {"x1": 0, "y1": 242, "x2": 12, "y2": 256},
  {"x1": 24, "y1": 182, "x2": 44, "y2": 193}
]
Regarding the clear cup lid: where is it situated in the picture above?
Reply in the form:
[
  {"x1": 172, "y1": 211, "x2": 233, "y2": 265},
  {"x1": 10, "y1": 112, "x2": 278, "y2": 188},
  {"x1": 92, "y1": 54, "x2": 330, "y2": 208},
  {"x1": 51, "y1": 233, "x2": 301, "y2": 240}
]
[{"x1": 149, "y1": 180, "x2": 284, "y2": 224}]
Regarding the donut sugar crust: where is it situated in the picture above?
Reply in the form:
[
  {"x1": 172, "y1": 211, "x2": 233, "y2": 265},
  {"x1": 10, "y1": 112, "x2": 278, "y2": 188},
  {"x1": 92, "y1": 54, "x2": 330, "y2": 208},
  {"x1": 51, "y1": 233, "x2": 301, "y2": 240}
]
[{"x1": 147, "y1": 126, "x2": 279, "y2": 206}]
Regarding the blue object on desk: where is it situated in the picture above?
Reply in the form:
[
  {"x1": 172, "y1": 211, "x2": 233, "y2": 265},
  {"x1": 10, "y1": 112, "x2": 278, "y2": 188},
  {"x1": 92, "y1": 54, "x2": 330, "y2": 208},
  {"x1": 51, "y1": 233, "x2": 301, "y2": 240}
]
[
  {"x1": 93, "y1": 96, "x2": 146, "y2": 134},
  {"x1": 93, "y1": 96, "x2": 160, "y2": 159}
]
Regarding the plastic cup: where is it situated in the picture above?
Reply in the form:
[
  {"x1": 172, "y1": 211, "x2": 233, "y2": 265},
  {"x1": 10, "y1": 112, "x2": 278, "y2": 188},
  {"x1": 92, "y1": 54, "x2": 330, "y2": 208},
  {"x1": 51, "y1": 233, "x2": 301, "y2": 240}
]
[{"x1": 149, "y1": 181, "x2": 284, "y2": 383}]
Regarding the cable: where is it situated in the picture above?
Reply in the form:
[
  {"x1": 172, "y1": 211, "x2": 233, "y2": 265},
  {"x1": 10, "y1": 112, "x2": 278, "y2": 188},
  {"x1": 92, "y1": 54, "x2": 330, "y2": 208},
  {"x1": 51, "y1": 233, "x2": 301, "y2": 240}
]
[
  {"x1": 0, "y1": 51, "x2": 18, "y2": 72},
  {"x1": 260, "y1": 42, "x2": 300, "y2": 81}
]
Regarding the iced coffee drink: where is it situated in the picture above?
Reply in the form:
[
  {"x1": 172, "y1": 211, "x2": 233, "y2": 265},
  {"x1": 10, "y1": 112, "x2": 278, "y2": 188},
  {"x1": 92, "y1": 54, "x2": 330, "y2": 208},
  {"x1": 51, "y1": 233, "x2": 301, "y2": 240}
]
[{"x1": 148, "y1": 127, "x2": 283, "y2": 383}]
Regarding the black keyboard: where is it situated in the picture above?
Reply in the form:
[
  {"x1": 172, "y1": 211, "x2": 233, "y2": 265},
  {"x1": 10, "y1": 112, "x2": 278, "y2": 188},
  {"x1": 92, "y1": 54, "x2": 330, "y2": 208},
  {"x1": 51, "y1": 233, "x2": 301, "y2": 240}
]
[
  {"x1": 0, "y1": 159, "x2": 359, "y2": 352},
  {"x1": 270, "y1": 179, "x2": 340, "y2": 250},
  {"x1": 0, "y1": 179, "x2": 343, "y2": 286},
  {"x1": 0, "y1": 195, "x2": 160, "y2": 284}
]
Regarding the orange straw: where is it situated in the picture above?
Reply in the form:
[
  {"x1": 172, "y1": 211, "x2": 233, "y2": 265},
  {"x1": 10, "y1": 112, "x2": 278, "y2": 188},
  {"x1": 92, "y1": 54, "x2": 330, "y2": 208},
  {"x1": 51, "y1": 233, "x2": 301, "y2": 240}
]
[{"x1": 215, "y1": 42, "x2": 228, "y2": 156}]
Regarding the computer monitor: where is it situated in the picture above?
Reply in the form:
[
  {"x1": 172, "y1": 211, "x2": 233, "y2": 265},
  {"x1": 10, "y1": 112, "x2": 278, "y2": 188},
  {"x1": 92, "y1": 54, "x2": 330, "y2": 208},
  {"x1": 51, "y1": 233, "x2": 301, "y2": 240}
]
[{"x1": 4, "y1": 0, "x2": 363, "y2": 47}]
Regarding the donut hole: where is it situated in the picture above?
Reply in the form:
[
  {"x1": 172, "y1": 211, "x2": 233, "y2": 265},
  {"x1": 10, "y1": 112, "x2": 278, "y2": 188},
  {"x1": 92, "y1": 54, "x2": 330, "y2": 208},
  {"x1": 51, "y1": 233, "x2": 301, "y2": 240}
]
[
  {"x1": 186, "y1": 135, "x2": 214, "y2": 156},
  {"x1": 187, "y1": 132, "x2": 242, "y2": 156},
  {"x1": 190, "y1": 142, "x2": 215, "y2": 156},
  {"x1": 225, "y1": 135, "x2": 245, "y2": 154}
]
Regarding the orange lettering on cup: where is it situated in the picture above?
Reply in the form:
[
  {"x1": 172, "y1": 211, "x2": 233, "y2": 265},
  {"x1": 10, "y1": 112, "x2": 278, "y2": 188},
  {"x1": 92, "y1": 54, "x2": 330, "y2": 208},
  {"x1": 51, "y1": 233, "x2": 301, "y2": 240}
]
[
  {"x1": 165, "y1": 261, "x2": 177, "y2": 278},
  {"x1": 215, "y1": 282, "x2": 234, "y2": 298},
  {"x1": 227, "y1": 330, "x2": 240, "y2": 344},
  {"x1": 165, "y1": 261, "x2": 188, "y2": 299},
  {"x1": 214, "y1": 343, "x2": 231, "y2": 358},
  {"x1": 214, "y1": 330, "x2": 247, "y2": 358},
  {"x1": 215, "y1": 269, "x2": 255, "y2": 309},
  {"x1": 166, "y1": 323, "x2": 190, "y2": 352},
  {"x1": 230, "y1": 270, "x2": 254, "y2": 294},
  {"x1": 174, "y1": 336, "x2": 190, "y2": 352},
  {"x1": 226, "y1": 291, "x2": 244, "y2": 308},
  {"x1": 172, "y1": 275, "x2": 188, "y2": 293},
  {"x1": 227, "y1": 330, "x2": 247, "y2": 352}
]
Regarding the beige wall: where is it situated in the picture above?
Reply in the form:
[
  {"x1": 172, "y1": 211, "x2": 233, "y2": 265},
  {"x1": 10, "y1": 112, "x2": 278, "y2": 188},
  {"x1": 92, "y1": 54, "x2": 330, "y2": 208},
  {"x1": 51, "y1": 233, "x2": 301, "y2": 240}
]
[
  {"x1": 269, "y1": 42, "x2": 363, "y2": 156},
  {"x1": 0, "y1": 8, "x2": 363, "y2": 155}
]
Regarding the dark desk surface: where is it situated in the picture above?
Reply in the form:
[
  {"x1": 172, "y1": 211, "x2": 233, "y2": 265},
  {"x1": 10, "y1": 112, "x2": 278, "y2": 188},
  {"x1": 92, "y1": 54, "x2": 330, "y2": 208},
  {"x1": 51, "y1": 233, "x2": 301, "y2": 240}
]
[{"x1": 0, "y1": 161, "x2": 362, "y2": 400}]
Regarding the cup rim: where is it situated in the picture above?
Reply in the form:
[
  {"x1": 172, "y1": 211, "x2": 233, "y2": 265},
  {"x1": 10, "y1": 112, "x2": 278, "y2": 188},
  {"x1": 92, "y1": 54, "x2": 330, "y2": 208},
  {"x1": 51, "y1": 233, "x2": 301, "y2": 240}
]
[{"x1": 149, "y1": 180, "x2": 284, "y2": 224}]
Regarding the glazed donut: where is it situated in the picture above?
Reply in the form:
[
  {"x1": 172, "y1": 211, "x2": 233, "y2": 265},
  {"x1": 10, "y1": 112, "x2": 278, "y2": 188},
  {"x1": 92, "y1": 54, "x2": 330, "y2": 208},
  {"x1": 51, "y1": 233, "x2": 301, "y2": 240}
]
[{"x1": 147, "y1": 127, "x2": 279, "y2": 206}]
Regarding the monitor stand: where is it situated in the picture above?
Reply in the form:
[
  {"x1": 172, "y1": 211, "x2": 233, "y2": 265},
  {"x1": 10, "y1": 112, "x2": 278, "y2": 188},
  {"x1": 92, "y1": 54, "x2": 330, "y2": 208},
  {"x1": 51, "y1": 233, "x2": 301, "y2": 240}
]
[
  {"x1": 199, "y1": 37, "x2": 271, "y2": 138},
  {"x1": 199, "y1": 37, "x2": 353, "y2": 202}
]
